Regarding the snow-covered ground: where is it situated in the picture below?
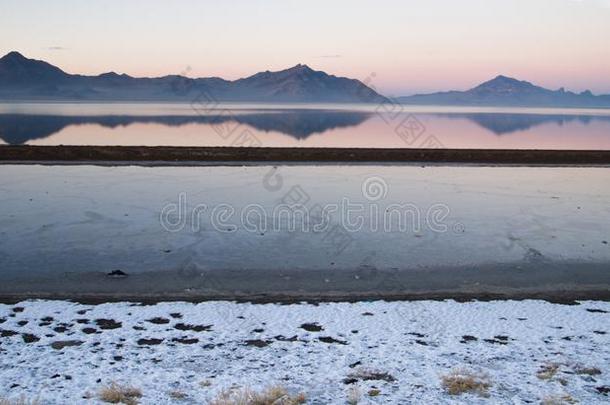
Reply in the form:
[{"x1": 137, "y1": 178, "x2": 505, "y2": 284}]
[{"x1": 1, "y1": 300, "x2": 609, "y2": 404}]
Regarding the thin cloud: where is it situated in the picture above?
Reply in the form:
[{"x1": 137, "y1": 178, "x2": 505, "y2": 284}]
[{"x1": 317, "y1": 54, "x2": 342, "y2": 59}]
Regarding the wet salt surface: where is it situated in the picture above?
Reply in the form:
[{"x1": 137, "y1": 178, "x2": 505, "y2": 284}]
[
  {"x1": 0, "y1": 164, "x2": 609, "y2": 298},
  {"x1": 0, "y1": 300, "x2": 609, "y2": 404}
]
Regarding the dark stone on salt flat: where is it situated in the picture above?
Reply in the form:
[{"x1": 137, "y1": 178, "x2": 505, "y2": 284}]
[
  {"x1": 483, "y1": 338, "x2": 508, "y2": 345},
  {"x1": 169, "y1": 313, "x2": 183, "y2": 319},
  {"x1": 146, "y1": 317, "x2": 170, "y2": 324},
  {"x1": 586, "y1": 308, "x2": 608, "y2": 313},
  {"x1": 82, "y1": 328, "x2": 97, "y2": 334},
  {"x1": 596, "y1": 386, "x2": 610, "y2": 395},
  {"x1": 593, "y1": 330, "x2": 607, "y2": 335},
  {"x1": 1, "y1": 330, "x2": 19, "y2": 338},
  {"x1": 319, "y1": 336, "x2": 348, "y2": 345},
  {"x1": 22, "y1": 333, "x2": 40, "y2": 343},
  {"x1": 461, "y1": 335, "x2": 478, "y2": 343},
  {"x1": 137, "y1": 338, "x2": 163, "y2": 345},
  {"x1": 275, "y1": 335, "x2": 299, "y2": 342},
  {"x1": 107, "y1": 270, "x2": 128, "y2": 278},
  {"x1": 300, "y1": 323, "x2": 323, "y2": 332},
  {"x1": 172, "y1": 337, "x2": 199, "y2": 345},
  {"x1": 95, "y1": 319, "x2": 122, "y2": 329},
  {"x1": 17, "y1": 320, "x2": 28, "y2": 326},
  {"x1": 362, "y1": 312, "x2": 374, "y2": 316},
  {"x1": 12, "y1": 307, "x2": 24, "y2": 313},
  {"x1": 244, "y1": 339, "x2": 272, "y2": 348},
  {"x1": 51, "y1": 340, "x2": 84, "y2": 350},
  {"x1": 174, "y1": 323, "x2": 212, "y2": 332}
]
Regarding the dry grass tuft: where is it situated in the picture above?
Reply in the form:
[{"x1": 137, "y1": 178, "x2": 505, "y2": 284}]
[
  {"x1": 573, "y1": 366, "x2": 601, "y2": 376},
  {"x1": 441, "y1": 369, "x2": 491, "y2": 397},
  {"x1": 541, "y1": 394, "x2": 578, "y2": 405},
  {"x1": 347, "y1": 368, "x2": 396, "y2": 383},
  {"x1": 347, "y1": 386, "x2": 361, "y2": 405},
  {"x1": 368, "y1": 388, "x2": 381, "y2": 397},
  {"x1": 168, "y1": 390, "x2": 188, "y2": 400},
  {"x1": 98, "y1": 382, "x2": 143, "y2": 405},
  {"x1": 537, "y1": 363, "x2": 561, "y2": 380},
  {"x1": 210, "y1": 385, "x2": 306, "y2": 405},
  {"x1": 0, "y1": 397, "x2": 40, "y2": 405}
]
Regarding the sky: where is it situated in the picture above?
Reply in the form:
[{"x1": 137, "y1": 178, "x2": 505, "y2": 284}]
[{"x1": 1, "y1": 0, "x2": 609, "y2": 96}]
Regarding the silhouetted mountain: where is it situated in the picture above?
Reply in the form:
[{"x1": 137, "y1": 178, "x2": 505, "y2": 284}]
[
  {"x1": 398, "y1": 75, "x2": 610, "y2": 108},
  {"x1": 0, "y1": 52, "x2": 386, "y2": 103},
  {"x1": 434, "y1": 113, "x2": 610, "y2": 135},
  {"x1": 0, "y1": 110, "x2": 372, "y2": 144},
  {"x1": 0, "y1": 51, "x2": 69, "y2": 84}
]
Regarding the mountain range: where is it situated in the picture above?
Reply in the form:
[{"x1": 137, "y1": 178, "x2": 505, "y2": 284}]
[
  {"x1": 1, "y1": 51, "x2": 609, "y2": 107},
  {"x1": 397, "y1": 75, "x2": 610, "y2": 108},
  {"x1": 0, "y1": 51, "x2": 385, "y2": 103}
]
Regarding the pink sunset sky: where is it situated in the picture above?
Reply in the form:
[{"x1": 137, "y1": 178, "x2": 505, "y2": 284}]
[{"x1": 1, "y1": 0, "x2": 609, "y2": 96}]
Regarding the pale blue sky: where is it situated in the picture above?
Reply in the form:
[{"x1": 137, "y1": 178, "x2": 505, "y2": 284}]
[{"x1": 1, "y1": 0, "x2": 609, "y2": 95}]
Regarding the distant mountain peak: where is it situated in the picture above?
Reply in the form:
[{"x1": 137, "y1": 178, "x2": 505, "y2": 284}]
[
  {"x1": 492, "y1": 74, "x2": 515, "y2": 81},
  {"x1": 0, "y1": 51, "x2": 68, "y2": 85},
  {"x1": 471, "y1": 75, "x2": 540, "y2": 96},
  {"x1": 288, "y1": 63, "x2": 313, "y2": 71},
  {"x1": 98, "y1": 71, "x2": 132, "y2": 79},
  {"x1": 1, "y1": 51, "x2": 27, "y2": 61},
  {"x1": 479, "y1": 75, "x2": 531, "y2": 87}
]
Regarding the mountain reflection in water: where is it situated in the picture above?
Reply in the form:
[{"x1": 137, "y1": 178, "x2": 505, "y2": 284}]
[
  {"x1": 0, "y1": 109, "x2": 609, "y2": 148},
  {"x1": 0, "y1": 110, "x2": 372, "y2": 144},
  {"x1": 438, "y1": 113, "x2": 610, "y2": 135}
]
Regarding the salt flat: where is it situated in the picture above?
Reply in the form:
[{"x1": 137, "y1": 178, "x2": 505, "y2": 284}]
[{"x1": 0, "y1": 300, "x2": 608, "y2": 404}]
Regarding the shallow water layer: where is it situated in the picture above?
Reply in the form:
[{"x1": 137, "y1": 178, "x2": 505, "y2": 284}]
[
  {"x1": 0, "y1": 164, "x2": 609, "y2": 299},
  {"x1": 1, "y1": 103, "x2": 610, "y2": 149}
]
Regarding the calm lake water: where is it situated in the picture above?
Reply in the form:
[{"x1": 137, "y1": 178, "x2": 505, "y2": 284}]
[{"x1": 1, "y1": 103, "x2": 610, "y2": 149}]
